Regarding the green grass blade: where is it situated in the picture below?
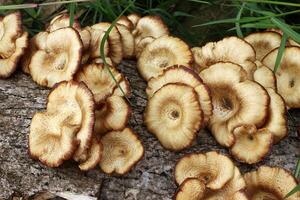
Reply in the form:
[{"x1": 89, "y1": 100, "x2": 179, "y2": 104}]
[
  {"x1": 39, "y1": 0, "x2": 91, "y2": 6},
  {"x1": 235, "y1": 3, "x2": 245, "y2": 37},
  {"x1": 284, "y1": 184, "x2": 300, "y2": 199},
  {"x1": 274, "y1": 32, "x2": 287, "y2": 73},
  {"x1": 0, "y1": 4, "x2": 37, "y2": 10},
  {"x1": 241, "y1": 0, "x2": 300, "y2": 7},
  {"x1": 271, "y1": 17, "x2": 300, "y2": 44},
  {"x1": 295, "y1": 159, "x2": 300, "y2": 178},
  {"x1": 69, "y1": 3, "x2": 75, "y2": 26},
  {"x1": 188, "y1": 0, "x2": 211, "y2": 4}
]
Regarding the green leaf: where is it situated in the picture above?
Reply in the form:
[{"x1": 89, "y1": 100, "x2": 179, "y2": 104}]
[
  {"x1": 235, "y1": 3, "x2": 245, "y2": 37},
  {"x1": 285, "y1": 184, "x2": 300, "y2": 199},
  {"x1": 69, "y1": 3, "x2": 75, "y2": 26},
  {"x1": 295, "y1": 159, "x2": 300, "y2": 178},
  {"x1": 274, "y1": 32, "x2": 287, "y2": 73}
]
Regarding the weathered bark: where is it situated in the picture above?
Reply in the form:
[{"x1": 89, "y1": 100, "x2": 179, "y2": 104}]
[{"x1": 0, "y1": 61, "x2": 299, "y2": 199}]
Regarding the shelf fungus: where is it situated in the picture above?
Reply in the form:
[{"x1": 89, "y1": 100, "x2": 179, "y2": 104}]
[
  {"x1": 137, "y1": 36, "x2": 193, "y2": 80},
  {"x1": 100, "y1": 128, "x2": 144, "y2": 175}
]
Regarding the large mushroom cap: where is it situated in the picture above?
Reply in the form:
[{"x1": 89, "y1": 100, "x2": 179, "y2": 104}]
[
  {"x1": 137, "y1": 36, "x2": 193, "y2": 80},
  {"x1": 87, "y1": 26, "x2": 109, "y2": 59},
  {"x1": 144, "y1": 83, "x2": 202, "y2": 151},
  {"x1": 117, "y1": 16, "x2": 134, "y2": 31},
  {"x1": 127, "y1": 13, "x2": 141, "y2": 28},
  {"x1": 100, "y1": 128, "x2": 144, "y2": 175},
  {"x1": 262, "y1": 46, "x2": 300, "y2": 108},
  {"x1": 29, "y1": 27, "x2": 82, "y2": 87},
  {"x1": 78, "y1": 137, "x2": 102, "y2": 171},
  {"x1": 200, "y1": 62, "x2": 269, "y2": 147},
  {"x1": 174, "y1": 178, "x2": 205, "y2": 200},
  {"x1": 245, "y1": 31, "x2": 282, "y2": 60},
  {"x1": 135, "y1": 36, "x2": 154, "y2": 58},
  {"x1": 46, "y1": 14, "x2": 81, "y2": 32},
  {"x1": 244, "y1": 166, "x2": 300, "y2": 200},
  {"x1": 192, "y1": 37, "x2": 256, "y2": 78},
  {"x1": 253, "y1": 61, "x2": 277, "y2": 90},
  {"x1": 116, "y1": 24, "x2": 134, "y2": 58},
  {"x1": 175, "y1": 152, "x2": 235, "y2": 190}
]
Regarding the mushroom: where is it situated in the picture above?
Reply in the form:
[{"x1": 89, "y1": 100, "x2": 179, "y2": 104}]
[
  {"x1": 244, "y1": 31, "x2": 282, "y2": 60},
  {"x1": 78, "y1": 137, "x2": 102, "y2": 171},
  {"x1": 135, "y1": 36, "x2": 154, "y2": 58},
  {"x1": 262, "y1": 46, "x2": 300, "y2": 108},
  {"x1": 116, "y1": 24, "x2": 135, "y2": 59},
  {"x1": 144, "y1": 83, "x2": 202, "y2": 151},
  {"x1": 94, "y1": 96, "x2": 131, "y2": 136},
  {"x1": 92, "y1": 57, "x2": 113, "y2": 66},
  {"x1": 244, "y1": 166, "x2": 300, "y2": 200},
  {"x1": 137, "y1": 36, "x2": 193, "y2": 80},
  {"x1": 146, "y1": 65, "x2": 212, "y2": 125},
  {"x1": 29, "y1": 27, "x2": 82, "y2": 87},
  {"x1": 175, "y1": 151, "x2": 235, "y2": 190},
  {"x1": 112, "y1": 76, "x2": 131, "y2": 97},
  {"x1": 200, "y1": 62, "x2": 269, "y2": 147},
  {"x1": 192, "y1": 36, "x2": 257, "y2": 79},
  {"x1": 117, "y1": 16, "x2": 134, "y2": 31},
  {"x1": 127, "y1": 13, "x2": 141, "y2": 28},
  {"x1": 46, "y1": 13, "x2": 81, "y2": 32},
  {"x1": 253, "y1": 61, "x2": 276, "y2": 90},
  {"x1": 99, "y1": 128, "x2": 144, "y2": 175},
  {"x1": 85, "y1": 26, "x2": 109, "y2": 59},
  {"x1": 174, "y1": 178, "x2": 205, "y2": 200}
]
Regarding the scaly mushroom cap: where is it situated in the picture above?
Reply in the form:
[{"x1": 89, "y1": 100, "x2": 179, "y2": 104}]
[
  {"x1": 0, "y1": 32, "x2": 28, "y2": 78},
  {"x1": 117, "y1": 16, "x2": 134, "y2": 31},
  {"x1": 174, "y1": 178, "x2": 205, "y2": 200},
  {"x1": 175, "y1": 152, "x2": 235, "y2": 190},
  {"x1": 91, "y1": 22, "x2": 123, "y2": 64},
  {"x1": 46, "y1": 81, "x2": 95, "y2": 162},
  {"x1": 46, "y1": 14, "x2": 81, "y2": 32},
  {"x1": 78, "y1": 137, "x2": 102, "y2": 171},
  {"x1": 146, "y1": 65, "x2": 212, "y2": 125},
  {"x1": 94, "y1": 96, "x2": 131, "y2": 136},
  {"x1": 75, "y1": 63, "x2": 123, "y2": 103},
  {"x1": 144, "y1": 83, "x2": 202, "y2": 151},
  {"x1": 116, "y1": 24, "x2": 135, "y2": 58},
  {"x1": 245, "y1": 31, "x2": 282, "y2": 60},
  {"x1": 135, "y1": 36, "x2": 154, "y2": 58},
  {"x1": 253, "y1": 61, "x2": 277, "y2": 90},
  {"x1": 127, "y1": 13, "x2": 141, "y2": 28},
  {"x1": 192, "y1": 37, "x2": 256, "y2": 78},
  {"x1": 29, "y1": 28, "x2": 82, "y2": 87},
  {"x1": 230, "y1": 125, "x2": 272, "y2": 164},
  {"x1": 138, "y1": 36, "x2": 193, "y2": 80},
  {"x1": 200, "y1": 62, "x2": 269, "y2": 147},
  {"x1": 244, "y1": 166, "x2": 300, "y2": 200},
  {"x1": 262, "y1": 46, "x2": 300, "y2": 108},
  {"x1": 112, "y1": 76, "x2": 131, "y2": 97},
  {"x1": 100, "y1": 128, "x2": 144, "y2": 175},
  {"x1": 85, "y1": 26, "x2": 109, "y2": 59}
]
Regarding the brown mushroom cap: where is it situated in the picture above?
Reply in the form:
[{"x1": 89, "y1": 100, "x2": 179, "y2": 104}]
[
  {"x1": 100, "y1": 128, "x2": 144, "y2": 175},
  {"x1": 244, "y1": 166, "x2": 300, "y2": 200},
  {"x1": 78, "y1": 137, "x2": 102, "y2": 171},
  {"x1": 87, "y1": 26, "x2": 109, "y2": 59},
  {"x1": 245, "y1": 31, "x2": 282, "y2": 60},
  {"x1": 46, "y1": 14, "x2": 81, "y2": 32},
  {"x1": 112, "y1": 76, "x2": 131, "y2": 97},
  {"x1": 262, "y1": 46, "x2": 300, "y2": 108},
  {"x1": 29, "y1": 28, "x2": 82, "y2": 87},
  {"x1": 127, "y1": 13, "x2": 141, "y2": 28},
  {"x1": 146, "y1": 65, "x2": 212, "y2": 125},
  {"x1": 175, "y1": 151, "x2": 235, "y2": 190},
  {"x1": 137, "y1": 36, "x2": 193, "y2": 80},
  {"x1": 144, "y1": 83, "x2": 202, "y2": 151},
  {"x1": 253, "y1": 61, "x2": 277, "y2": 90},
  {"x1": 117, "y1": 16, "x2": 134, "y2": 31},
  {"x1": 192, "y1": 37, "x2": 256, "y2": 78},
  {"x1": 92, "y1": 57, "x2": 113, "y2": 66},
  {"x1": 116, "y1": 24, "x2": 135, "y2": 58},
  {"x1": 174, "y1": 178, "x2": 205, "y2": 200},
  {"x1": 135, "y1": 36, "x2": 154, "y2": 58}
]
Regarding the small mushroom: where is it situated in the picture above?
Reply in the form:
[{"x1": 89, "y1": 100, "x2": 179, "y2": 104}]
[
  {"x1": 92, "y1": 57, "x2": 113, "y2": 66},
  {"x1": 137, "y1": 36, "x2": 193, "y2": 80},
  {"x1": 86, "y1": 26, "x2": 109, "y2": 59},
  {"x1": 253, "y1": 61, "x2": 277, "y2": 90},
  {"x1": 244, "y1": 31, "x2": 282, "y2": 60},
  {"x1": 112, "y1": 76, "x2": 131, "y2": 97},
  {"x1": 175, "y1": 151, "x2": 235, "y2": 190},
  {"x1": 100, "y1": 128, "x2": 144, "y2": 175},
  {"x1": 127, "y1": 13, "x2": 141, "y2": 28},
  {"x1": 46, "y1": 13, "x2": 81, "y2": 32},
  {"x1": 262, "y1": 46, "x2": 300, "y2": 108},
  {"x1": 117, "y1": 16, "x2": 134, "y2": 31},
  {"x1": 134, "y1": 36, "x2": 154, "y2": 58},
  {"x1": 244, "y1": 166, "x2": 300, "y2": 200},
  {"x1": 29, "y1": 28, "x2": 82, "y2": 87},
  {"x1": 78, "y1": 137, "x2": 102, "y2": 171},
  {"x1": 144, "y1": 83, "x2": 203, "y2": 151},
  {"x1": 174, "y1": 178, "x2": 205, "y2": 200},
  {"x1": 146, "y1": 65, "x2": 212, "y2": 125},
  {"x1": 116, "y1": 24, "x2": 135, "y2": 58}
]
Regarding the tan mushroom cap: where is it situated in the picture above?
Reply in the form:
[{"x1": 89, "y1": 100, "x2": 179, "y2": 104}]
[
  {"x1": 29, "y1": 28, "x2": 82, "y2": 87},
  {"x1": 244, "y1": 166, "x2": 300, "y2": 200},
  {"x1": 175, "y1": 178, "x2": 205, "y2": 200},
  {"x1": 253, "y1": 61, "x2": 276, "y2": 90},
  {"x1": 94, "y1": 96, "x2": 131, "y2": 136},
  {"x1": 138, "y1": 36, "x2": 193, "y2": 80},
  {"x1": 245, "y1": 31, "x2": 282, "y2": 60},
  {"x1": 262, "y1": 46, "x2": 300, "y2": 108},
  {"x1": 200, "y1": 62, "x2": 269, "y2": 147},
  {"x1": 92, "y1": 57, "x2": 113, "y2": 66},
  {"x1": 78, "y1": 137, "x2": 102, "y2": 171},
  {"x1": 117, "y1": 16, "x2": 134, "y2": 31},
  {"x1": 135, "y1": 36, "x2": 154, "y2": 58},
  {"x1": 91, "y1": 22, "x2": 123, "y2": 64},
  {"x1": 175, "y1": 152, "x2": 235, "y2": 190},
  {"x1": 46, "y1": 14, "x2": 81, "y2": 32},
  {"x1": 100, "y1": 128, "x2": 144, "y2": 175},
  {"x1": 145, "y1": 83, "x2": 202, "y2": 151},
  {"x1": 75, "y1": 63, "x2": 123, "y2": 103},
  {"x1": 0, "y1": 32, "x2": 28, "y2": 78},
  {"x1": 192, "y1": 37, "x2": 256, "y2": 78},
  {"x1": 127, "y1": 13, "x2": 141, "y2": 28},
  {"x1": 85, "y1": 26, "x2": 109, "y2": 59},
  {"x1": 112, "y1": 76, "x2": 131, "y2": 97},
  {"x1": 146, "y1": 65, "x2": 212, "y2": 125},
  {"x1": 116, "y1": 24, "x2": 135, "y2": 58}
]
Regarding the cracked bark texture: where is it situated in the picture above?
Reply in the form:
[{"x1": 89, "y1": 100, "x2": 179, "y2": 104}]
[{"x1": 0, "y1": 61, "x2": 299, "y2": 199}]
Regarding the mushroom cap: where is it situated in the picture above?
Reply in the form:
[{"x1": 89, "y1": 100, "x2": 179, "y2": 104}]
[
  {"x1": 175, "y1": 151, "x2": 235, "y2": 190},
  {"x1": 94, "y1": 96, "x2": 131, "y2": 136},
  {"x1": 135, "y1": 36, "x2": 154, "y2": 58},
  {"x1": 244, "y1": 166, "x2": 300, "y2": 200},
  {"x1": 78, "y1": 137, "x2": 102, "y2": 171},
  {"x1": 262, "y1": 46, "x2": 300, "y2": 108},
  {"x1": 117, "y1": 16, "x2": 134, "y2": 31},
  {"x1": 146, "y1": 65, "x2": 212, "y2": 125},
  {"x1": 100, "y1": 128, "x2": 144, "y2": 175},
  {"x1": 144, "y1": 83, "x2": 202, "y2": 151},
  {"x1": 75, "y1": 63, "x2": 123, "y2": 103},
  {"x1": 46, "y1": 14, "x2": 81, "y2": 32},
  {"x1": 253, "y1": 61, "x2": 277, "y2": 90},
  {"x1": 192, "y1": 37, "x2": 256, "y2": 78},
  {"x1": 46, "y1": 81, "x2": 95, "y2": 162},
  {"x1": 29, "y1": 28, "x2": 82, "y2": 87},
  {"x1": 116, "y1": 24, "x2": 135, "y2": 58},
  {"x1": 127, "y1": 13, "x2": 141, "y2": 28},
  {"x1": 91, "y1": 22, "x2": 123, "y2": 64},
  {"x1": 112, "y1": 76, "x2": 131, "y2": 97},
  {"x1": 137, "y1": 36, "x2": 193, "y2": 80},
  {"x1": 200, "y1": 62, "x2": 269, "y2": 147},
  {"x1": 230, "y1": 125, "x2": 272, "y2": 164},
  {"x1": 0, "y1": 32, "x2": 28, "y2": 78},
  {"x1": 87, "y1": 26, "x2": 109, "y2": 59},
  {"x1": 174, "y1": 178, "x2": 205, "y2": 200},
  {"x1": 244, "y1": 31, "x2": 282, "y2": 60}
]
